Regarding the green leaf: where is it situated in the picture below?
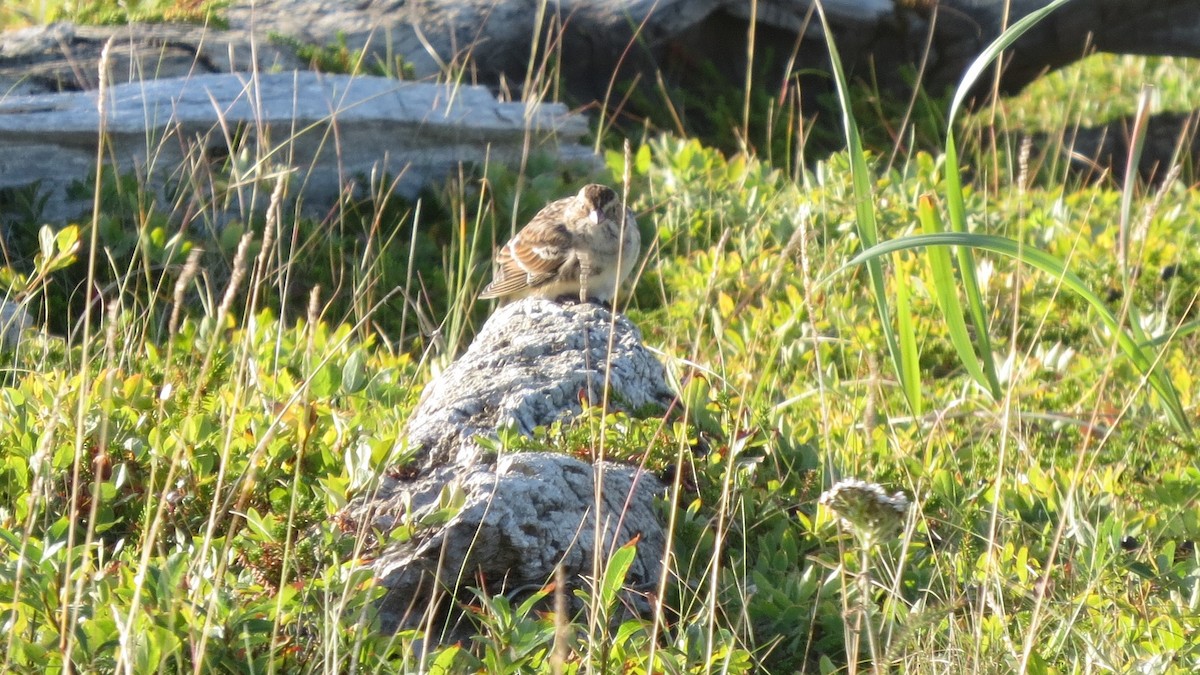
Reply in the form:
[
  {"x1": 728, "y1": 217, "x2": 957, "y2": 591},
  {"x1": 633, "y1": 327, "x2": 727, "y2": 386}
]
[
  {"x1": 681, "y1": 374, "x2": 722, "y2": 437},
  {"x1": 310, "y1": 362, "x2": 338, "y2": 398},
  {"x1": 515, "y1": 585, "x2": 552, "y2": 619},
  {"x1": 893, "y1": 255, "x2": 922, "y2": 415},
  {"x1": 635, "y1": 143, "x2": 652, "y2": 175},
  {"x1": 241, "y1": 507, "x2": 278, "y2": 543},
  {"x1": 342, "y1": 349, "x2": 368, "y2": 394},
  {"x1": 945, "y1": 0, "x2": 1075, "y2": 125},
  {"x1": 55, "y1": 225, "x2": 80, "y2": 256},
  {"x1": 428, "y1": 644, "x2": 463, "y2": 674},
  {"x1": 916, "y1": 194, "x2": 992, "y2": 393},
  {"x1": 940, "y1": 0, "x2": 1073, "y2": 400},
  {"x1": 134, "y1": 623, "x2": 180, "y2": 675},
  {"x1": 600, "y1": 538, "x2": 639, "y2": 612},
  {"x1": 815, "y1": 1, "x2": 919, "y2": 414},
  {"x1": 0, "y1": 267, "x2": 29, "y2": 291}
]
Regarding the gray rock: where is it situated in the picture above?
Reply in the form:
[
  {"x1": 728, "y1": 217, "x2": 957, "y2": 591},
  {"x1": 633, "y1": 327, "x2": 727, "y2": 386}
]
[
  {"x1": 7, "y1": 1, "x2": 1200, "y2": 193},
  {"x1": 223, "y1": 0, "x2": 892, "y2": 104},
  {"x1": 358, "y1": 452, "x2": 665, "y2": 633},
  {"x1": 0, "y1": 71, "x2": 593, "y2": 223},
  {"x1": 0, "y1": 300, "x2": 30, "y2": 350},
  {"x1": 221, "y1": 0, "x2": 1200, "y2": 109},
  {"x1": 340, "y1": 298, "x2": 674, "y2": 633},
  {"x1": 7, "y1": 2, "x2": 1200, "y2": 124},
  {"x1": 0, "y1": 22, "x2": 301, "y2": 96},
  {"x1": 405, "y1": 298, "x2": 675, "y2": 469}
]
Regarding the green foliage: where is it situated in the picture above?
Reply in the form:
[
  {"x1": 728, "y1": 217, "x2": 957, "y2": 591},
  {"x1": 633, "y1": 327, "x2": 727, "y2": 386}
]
[
  {"x1": 3, "y1": 133, "x2": 1199, "y2": 672},
  {"x1": 818, "y1": 2, "x2": 924, "y2": 416},
  {"x1": 2, "y1": 4, "x2": 1200, "y2": 669},
  {"x1": 613, "y1": 128, "x2": 1200, "y2": 670},
  {"x1": 0, "y1": 183, "x2": 51, "y2": 230},
  {"x1": 997, "y1": 54, "x2": 1200, "y2": 131},
  {"x1": 0, "y1": 308, "x2": 425, "y2": 672},
  {"x1": 51, "y1": 0, "x2": 229, "y2": 26},
  {"x1": 269, "y1": 32, "x2": 417, "y2": 79}
]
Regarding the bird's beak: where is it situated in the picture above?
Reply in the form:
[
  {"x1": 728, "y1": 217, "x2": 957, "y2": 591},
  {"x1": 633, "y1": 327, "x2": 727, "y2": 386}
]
[{"x1": 589, "y1": 209, "x2": 602, "y2": 225}]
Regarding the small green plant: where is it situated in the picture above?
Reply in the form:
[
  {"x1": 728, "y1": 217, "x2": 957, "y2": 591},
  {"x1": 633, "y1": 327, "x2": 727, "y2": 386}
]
[
  {"x1": 269, "y1": 32, "x2": 417, "y2": 79},
  {"x1": 0, "y1": 183, "x2": 51, "y2": 233}
]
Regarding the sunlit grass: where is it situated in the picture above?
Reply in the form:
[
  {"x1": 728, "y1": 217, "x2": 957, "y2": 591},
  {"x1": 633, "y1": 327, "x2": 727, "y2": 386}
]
[
  {"x1": 994, "y1": 53, "x2": 1200, "y2": 130},
  {"x1": 2, "y1": 4, "x2": 1200, "y2": 673}
]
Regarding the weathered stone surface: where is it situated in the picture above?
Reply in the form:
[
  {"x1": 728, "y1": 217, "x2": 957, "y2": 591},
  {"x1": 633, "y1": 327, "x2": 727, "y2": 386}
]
[
  {"x1": 6, "y1": 2, "x2": 1200, "y2": 190},
  {"x1": 405, "y1": 298, "x2": 675, "y2": 469},
  {"x1": 0, "y1": 22, "x2": 301, "y2": 96},
  {"x1": 222, "y1": 0, "x2": 893, "y2": 105},
  {"x1": 221, "y1": 0, "x2": 1200, "y2": 105},
  {"x1": 357, "y1": 452, "x2": 665, "y2": 633},
  {"x1": 0, "y1": 71, "x2": 593, "y2": 223},
  {"x1": 340, "y1": 297, "x2": 674, "y2": 633}
]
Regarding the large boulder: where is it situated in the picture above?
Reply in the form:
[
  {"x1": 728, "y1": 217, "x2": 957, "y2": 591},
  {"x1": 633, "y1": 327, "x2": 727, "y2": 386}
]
[
  {"x1": 358, "y1": 452, "x2": 666, "y2": 632},
  {"x1": 339, "y1": 298, "x2": 674, "y2": 633},
  {"x1": 6, "y1": 2, "x2": 1200, "y2": 188},
  {"x1": 0, "y1": 71, "x2": 592, "y2": 223}
]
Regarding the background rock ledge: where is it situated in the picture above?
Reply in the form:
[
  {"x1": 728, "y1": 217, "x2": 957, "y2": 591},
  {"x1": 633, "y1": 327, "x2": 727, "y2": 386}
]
[{"x1": 0, "y1": 70, "x2": 593, "y2": 223}]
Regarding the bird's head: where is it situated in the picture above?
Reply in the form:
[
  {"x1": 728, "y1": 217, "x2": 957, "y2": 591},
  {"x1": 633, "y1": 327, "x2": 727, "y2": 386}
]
[{"x1": 574, "y1": 184, "x2": 622, "y2": 226}]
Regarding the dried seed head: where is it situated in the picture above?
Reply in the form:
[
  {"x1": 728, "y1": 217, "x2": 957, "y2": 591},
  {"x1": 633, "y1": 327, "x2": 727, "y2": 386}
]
[{"x1": 819, "y1": 478, "x2": 909, "y2": 537}]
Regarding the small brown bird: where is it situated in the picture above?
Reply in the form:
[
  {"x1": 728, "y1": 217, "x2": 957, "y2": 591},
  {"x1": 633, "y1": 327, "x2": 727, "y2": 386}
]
[{"x1": 480, "y1": 184, "x2": 640, "y2": 304}]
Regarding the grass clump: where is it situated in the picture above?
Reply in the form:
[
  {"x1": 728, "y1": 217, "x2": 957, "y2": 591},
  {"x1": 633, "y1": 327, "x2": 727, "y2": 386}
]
[
  {"x1": 4, "y1": 107, "x2": 1200, "y2": 672},
  {"x1": 622, "y1": 133, "x2": 1200, "y2": 671}
]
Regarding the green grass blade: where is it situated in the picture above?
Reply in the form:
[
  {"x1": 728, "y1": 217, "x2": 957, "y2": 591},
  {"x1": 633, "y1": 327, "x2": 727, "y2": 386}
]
[
  {"x1": 833, "y1": 232, "x2": 1192, "y2": 434},
  {"x1": 942, "y1": 135, "x2": 1002, "y2": 397},
  {"x1": 940, "y1": 0, "x2": 1074, "y2": 398},
  {"x1": 815, "y1": 1, "x2": 921, "y2": 415},
  {"x1": 600, "y1": 539, "x2": 638, "y2": 611},
  {"x1": 894, "y1": 253, "x2": 923, "y2": 414},
  {"x1": 1116, "y1": 87, "x2": 1157, "y2": 353},
  {"x1": 945, "y1": 0, "x2": 1075, "y2": 124},
  {"x1": 1118, "y1": 86, "x2": 1155, "y2": 276},
  {"x1": 916, "y1": 195, "x2": 991, "y2": 392}
]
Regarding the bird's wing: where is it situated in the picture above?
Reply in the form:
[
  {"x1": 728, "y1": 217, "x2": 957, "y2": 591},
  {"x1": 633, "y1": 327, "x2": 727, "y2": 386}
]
[{"x1": 480, "y1": 199, "x2": 576, "y2": 299}]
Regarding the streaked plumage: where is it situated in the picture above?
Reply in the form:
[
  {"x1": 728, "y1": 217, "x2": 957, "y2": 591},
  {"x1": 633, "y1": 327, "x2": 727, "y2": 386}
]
[{"x1": 480, "y1": 184, "x2": 640, "y2": 304}]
